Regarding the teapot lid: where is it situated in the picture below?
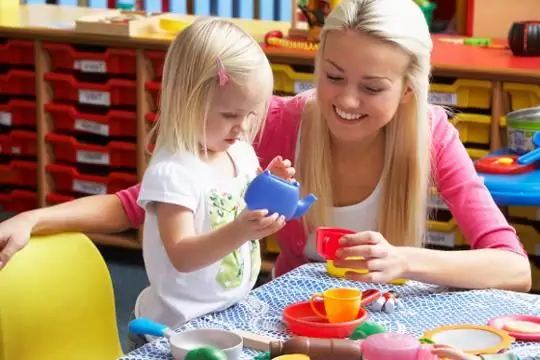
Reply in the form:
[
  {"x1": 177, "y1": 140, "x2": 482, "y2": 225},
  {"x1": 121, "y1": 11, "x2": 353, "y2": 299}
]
[{"x1": 362, "y1": 333, "x2": 421, "y2": 359}]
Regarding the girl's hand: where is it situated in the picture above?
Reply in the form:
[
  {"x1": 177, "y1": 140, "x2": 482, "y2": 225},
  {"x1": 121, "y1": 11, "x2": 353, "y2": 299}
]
[
  {"x1": 0, "y1": 213, "x2": 35, "y2": 270},
  {"x1": 332, "y1": 231, "x2": 408, "y2": 283},
  {"x1": 258, "y1": 156, "x2": 295, "y2": 181},
  {"x1": 430, "y1": 344, "x2": 479, "y2": 360},
  {"x1": 232, "y1": 209, "x2": 285, "y2": 242}
]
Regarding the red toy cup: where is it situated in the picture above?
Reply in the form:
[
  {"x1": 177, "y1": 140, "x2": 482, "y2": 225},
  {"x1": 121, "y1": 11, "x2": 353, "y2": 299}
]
[{"x1": 316, "y1": 227, "x2": 355, "y2": 260}]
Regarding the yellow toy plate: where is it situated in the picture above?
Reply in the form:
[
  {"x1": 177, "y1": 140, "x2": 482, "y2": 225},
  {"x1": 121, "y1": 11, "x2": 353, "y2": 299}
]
[
  {"x1": 326, "y1": 260, "x2": 407, "y2": 285},
  {"x1": 422, "y1": 324, "x2": 514, "y2": 355}
]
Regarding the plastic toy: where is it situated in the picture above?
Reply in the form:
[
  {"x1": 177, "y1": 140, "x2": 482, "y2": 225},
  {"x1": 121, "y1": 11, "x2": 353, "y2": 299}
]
[
  {"x1": 475, "y1": 131, "x2": 540, "y2": 175},
  {"x1": 367, "y1": 291, "x2": 403, "y2": 313},
  {"x1": 488, "y1": 315, "x2": 540, "y2": 342},
  {"x1": 269, "y1": 336, "x2": 363, "y2": 359},
  {"x1": 361, "y1": 333, "x2": 437, "y2": 360},
  {"x1": 244, "y1": 170, "x2": 317, "y2": 221},
  {"x1": 349, "y1": 321, "x2": 386, "y2": 340},
  {"x1": 508, "y1": 21, "x2": 540, "y2": 57},
  {"x1": 282, "y1": 289, "x2": 380, "y2": 338},
  {"x1": 316, "y1": 227, "x2": 354, "y2": 260},
  {"x1": 422, "y1": 324, "x2": 514, "y2": 355},
  {"x1": 185, "y1": 347, "x2": 228, "y2": 360},
  {"x1": 128, "y1": 318, "x2": 243, "y2": 360},
  {"x1": 264, "y1": 31, "x2": 320, "y2": 51},
  {"x1": 309, "y1": 287, "x2": 364, "y2": 323},
  {"x1": 506, "y1": 107, "x2": 540, "y2": 155}
]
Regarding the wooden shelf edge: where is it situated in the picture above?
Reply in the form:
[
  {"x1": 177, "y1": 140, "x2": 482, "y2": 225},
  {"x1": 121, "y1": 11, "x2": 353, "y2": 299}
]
[{"x1": 86, "y1": 232, "x2": 141, "y2": 249}]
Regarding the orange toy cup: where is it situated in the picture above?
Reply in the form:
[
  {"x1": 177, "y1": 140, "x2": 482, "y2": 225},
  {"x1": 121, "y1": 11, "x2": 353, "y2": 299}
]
[{"x1": 309, "y1": 288, "x2": 362, "y2": 323}]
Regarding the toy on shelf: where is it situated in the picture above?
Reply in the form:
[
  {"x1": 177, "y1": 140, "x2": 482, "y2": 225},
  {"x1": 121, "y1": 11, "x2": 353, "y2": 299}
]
[
  {"x1": 506, "y1": 107, "x2": 540, "y2": 155},
  {"x1": 422, "y1": 324, "x2": 514, "y2": 355},
  {"x1": 128, "y1": 318, "x2": 243, "y2": 360},
  {"x1": 289, "y1": 0, "x2": 342, "y2": 43},
  {"x1": 488, "y1": 315, "x2": 540, "y2": 342},
  {"x1": 244, "y1": 170, "x2": 317, "y2": 221},
  {"x1": 75, "y1": 9, "x2": 163, "y2": 37},
  {"x1": 475, "y1": 130, "x2": 540, "y2": 175},
  {"x1": 413, "y1": 0, "x2": 437, "y2": 30},
  {"x1": 282, "y1": 288, "x2": 381, "y2": 338},
  {"x1": 508, "y1": 21, "x2": 540, "y2": 57}
]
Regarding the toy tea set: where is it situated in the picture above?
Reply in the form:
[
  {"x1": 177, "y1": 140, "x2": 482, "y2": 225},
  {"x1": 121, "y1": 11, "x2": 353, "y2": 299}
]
[{"x1": 128, "y1": 171, "x2": 540, "y2": 359}]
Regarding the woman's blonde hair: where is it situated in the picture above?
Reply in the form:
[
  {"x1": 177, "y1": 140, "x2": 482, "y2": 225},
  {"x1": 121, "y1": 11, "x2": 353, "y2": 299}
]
[
  {"x1": 297, "y1": 0, "x2": 433, "y2": 247},
  {"x1": 151, "y1": 18, "x2": 273, "y2": 155}
]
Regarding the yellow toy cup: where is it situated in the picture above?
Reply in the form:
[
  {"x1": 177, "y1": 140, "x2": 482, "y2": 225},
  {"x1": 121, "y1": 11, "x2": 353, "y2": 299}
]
[
  {"x1": 326, "y1": 259, "x2": 408, "y2": 285},
  {"x1": 309, "y1": 287, "x2": 362, "y2": 323}
]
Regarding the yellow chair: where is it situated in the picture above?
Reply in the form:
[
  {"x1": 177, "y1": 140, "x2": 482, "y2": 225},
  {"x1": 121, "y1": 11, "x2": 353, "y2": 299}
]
[{"x1": 0, "y1": 233, "x2": 123, "y2": 360}]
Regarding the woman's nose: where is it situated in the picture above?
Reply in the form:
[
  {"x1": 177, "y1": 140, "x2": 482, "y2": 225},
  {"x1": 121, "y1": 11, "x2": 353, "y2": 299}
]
[{"x1": 339, "y1": 88, "x2": 361, "y2": 109}]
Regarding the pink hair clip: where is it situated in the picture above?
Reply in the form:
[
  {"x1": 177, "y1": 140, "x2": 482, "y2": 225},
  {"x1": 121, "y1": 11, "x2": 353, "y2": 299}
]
[{"x1": 216, "y1": 58, "x2": 229, "y2": 86}]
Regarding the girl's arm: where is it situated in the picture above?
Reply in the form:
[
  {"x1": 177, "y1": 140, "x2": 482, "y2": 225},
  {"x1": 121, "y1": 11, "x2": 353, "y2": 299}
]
[{"x1": 419, "y1": 106, "x2": 531, "y2": 292}]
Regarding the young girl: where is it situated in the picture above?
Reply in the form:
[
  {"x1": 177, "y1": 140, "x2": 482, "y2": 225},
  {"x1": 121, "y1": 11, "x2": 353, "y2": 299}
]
[{"x1": 129, "y1": 18, "x2": 292, "y2": 350}]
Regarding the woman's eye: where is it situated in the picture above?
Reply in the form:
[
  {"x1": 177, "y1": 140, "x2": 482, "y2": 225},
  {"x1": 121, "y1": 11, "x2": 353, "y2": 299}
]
[
  {"x1": 364, "y1": 87, "x2": 383, "y2": 94},
  {"x1": 326, "y1": 74, "x2": 343, "y2": 81}
]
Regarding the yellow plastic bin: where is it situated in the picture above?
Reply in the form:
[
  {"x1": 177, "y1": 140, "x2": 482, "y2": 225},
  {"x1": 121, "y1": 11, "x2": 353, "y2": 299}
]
[
  {"x1": 271, "y1": 64, "x2": 314, "y2": 94},
  {"x1": 426, "y1": 218, "x2": 467, "y2": 249},
  {"x1": 504, "y1": 83, "x2": 540, "y2": 110},
  {"x1": 466, "y1": 148, "x2": 489, "y2": 161},
  {"x1": 508, "y1": 208, "x2": 540, "y2": 223},
  {"x1": 429, "y1": 79, "x2": 492, "y2": 109},
  {"x1": 450, "y1": 113, "x2": 492, "y2": 145}
]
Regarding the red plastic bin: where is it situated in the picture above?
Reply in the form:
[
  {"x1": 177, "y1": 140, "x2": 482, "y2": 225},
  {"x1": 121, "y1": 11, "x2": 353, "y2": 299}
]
[
  {"x1": 0, "y1": 130, "x2": 37, "y2": 157},
  {"x1": 146, "y1": 51, "x2": 166, "y2": 79},
  {"x1": 0, "y1": 160, "x2": 37, "y2": 187},
  {"x1": 45, "y1": 103, "x2": 137, "y2": 137},
  {"x1": 0, "y1": 190, "x2": 38, "y2": 212},
  {"x1": 0, "y1": 99, "x2": 36, "y2": 128},
  {"x1": 146, "y1": 112, "x2": 157, "y2": 124},
  {"x1": 44, "y1": 42, "x2": 136, "y2": 75},
  {"x1": 47, "y1": 163, "x2": 138, "y2": 195},
  {"x1": 0, "y1": 70, "x2": 35, "y2": 96},
  {"x1": 47, "y1": 192, "x2": 75, "y2": 205},
  {"x1": 45, "y1": 72, "x2": 136, "y2": 107},
  {"x1": 0, "y1": 40, "x2": 34, "y2": 66},
  {"x1": 45, "y1": 133, "x2": 137, "y2": 168},
  {"x1": 145, "y1": 81, "x2": 160, "y2": 109}
]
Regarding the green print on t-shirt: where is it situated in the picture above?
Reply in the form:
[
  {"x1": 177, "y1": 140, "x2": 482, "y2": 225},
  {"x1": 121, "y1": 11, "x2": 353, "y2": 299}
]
[{"x1": 208, "y1": 180, "x2": 261, "y2": 289}]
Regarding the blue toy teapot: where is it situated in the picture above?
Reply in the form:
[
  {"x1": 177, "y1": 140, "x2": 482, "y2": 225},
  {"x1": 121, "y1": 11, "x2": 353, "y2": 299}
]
[{"x1": 244, "y1": 170, "x2": 317, "y2": 221}]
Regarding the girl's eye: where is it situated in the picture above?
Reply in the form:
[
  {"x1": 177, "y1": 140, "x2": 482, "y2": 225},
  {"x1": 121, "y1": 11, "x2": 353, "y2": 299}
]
[
  {"x1": 221, "y1": 113, "x2": 238, "y2": 119},
  {"x1": 326, "y1": 74, "x2": 343, "y2": 82}
]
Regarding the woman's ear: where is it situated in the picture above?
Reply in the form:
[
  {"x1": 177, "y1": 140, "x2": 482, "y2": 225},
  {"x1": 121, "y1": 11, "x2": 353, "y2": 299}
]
[{"x1": 400, "y1": 83, "x2": 413, "y2": 104}]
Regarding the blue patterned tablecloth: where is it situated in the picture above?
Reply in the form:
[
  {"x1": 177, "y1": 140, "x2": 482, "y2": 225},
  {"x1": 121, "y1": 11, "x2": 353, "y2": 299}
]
[{"x1": 119, "y1": 263, "x2": 540, "y2": 360}]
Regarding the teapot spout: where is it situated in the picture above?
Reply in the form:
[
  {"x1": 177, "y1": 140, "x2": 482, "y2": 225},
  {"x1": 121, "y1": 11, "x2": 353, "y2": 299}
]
[{"x1": 292, "y1": 193, "x2": 318, "y2": 219}]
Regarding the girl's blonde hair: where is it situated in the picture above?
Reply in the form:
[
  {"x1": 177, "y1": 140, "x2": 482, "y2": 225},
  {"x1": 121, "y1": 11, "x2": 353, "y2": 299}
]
[
  {"x1": 298, "y1": 0, "x2": 433, "y2": 247},
  {"x1": 152, "y1": 18, "x2": 273, "y2": 155}
]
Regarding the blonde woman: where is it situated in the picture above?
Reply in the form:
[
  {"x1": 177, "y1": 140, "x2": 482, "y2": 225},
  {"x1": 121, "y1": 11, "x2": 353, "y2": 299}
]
[{"x1": 0, "y1": 0, "x2": 530, "y2": 294}]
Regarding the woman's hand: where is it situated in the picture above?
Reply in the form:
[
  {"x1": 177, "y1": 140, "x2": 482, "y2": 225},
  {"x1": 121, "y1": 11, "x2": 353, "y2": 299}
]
[
  {"x1": 259, "y1": 156, "x2": 295, "y2": 181},
  {"x1": 332, "y1": 231, "x2": 408, "y2": 283},
  {"x1": 0, "y1": 213, "x2": 36, "y2": 270}
]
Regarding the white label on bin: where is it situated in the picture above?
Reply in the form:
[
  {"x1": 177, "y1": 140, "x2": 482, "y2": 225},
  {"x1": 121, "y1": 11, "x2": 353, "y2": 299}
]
[
  {"x1": 0, "y1": 111, "x2": 12, "y2": 126},
  {"x1": 74, "y1": 60, "x2": 107, "y2": 73},
  {"x1": 79, "y1": 90, "x2": 111, "y2": 106},
  {"x1": 294, "y1": 80, "x2": 314, "y2": 94},
  {"x1": 76, "y1": 150, "x2": 110, "y2": 165},
  {"x1": 74, "y1": 119, "x2": 110, "y2": 136},
  {"x1": 428, "y1": 92, "x2": 457, "y2": 106},
  {"x1": 427, "y1": 193, "x2": 448, "y2": 210},
  {"x1": 72, "y1": 179, "x2": 107, "y2": 195},
  {"x1": 425, "y1": 231, "x2": 455, "y2": 248}
]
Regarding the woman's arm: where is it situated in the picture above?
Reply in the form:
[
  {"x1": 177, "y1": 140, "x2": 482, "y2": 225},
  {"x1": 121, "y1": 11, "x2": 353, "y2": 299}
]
[
  {"x1": 400, "y1": 247, "x2": 530, "y2": 292},
  {"x1": 428, "y1": 106, "x2": 531, "y2": 291}
]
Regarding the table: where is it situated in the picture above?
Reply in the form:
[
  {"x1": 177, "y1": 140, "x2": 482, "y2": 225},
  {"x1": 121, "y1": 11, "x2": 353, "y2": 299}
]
[{"x1": 119, "y1": 263, "x2": 540, "y2": 360}]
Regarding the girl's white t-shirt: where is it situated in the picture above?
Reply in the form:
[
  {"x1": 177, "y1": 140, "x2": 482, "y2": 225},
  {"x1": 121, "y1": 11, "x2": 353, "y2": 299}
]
[{"x1": 136, "y1": 141, "x2": 261, "y2": 331}]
